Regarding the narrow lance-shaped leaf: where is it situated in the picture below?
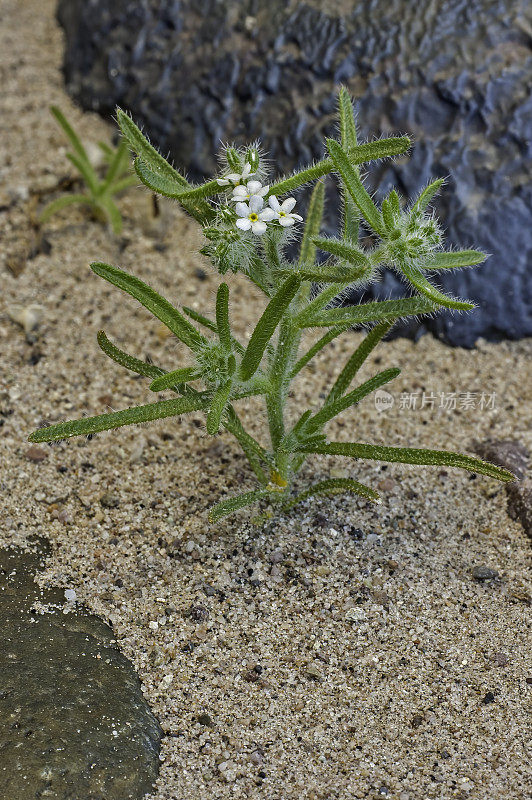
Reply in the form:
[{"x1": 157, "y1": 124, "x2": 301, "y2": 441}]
[
  {"x1": 299, "y1": 296, "x2": 437, "y2": 328},
  {"x1": 150, "y1": 367, "x2": 200, "y2": 392},
  {"x1": 66, "y1": 152, "x2": 98, "y2": 195},
  {"x1": 223, "y1": 406, "x2": 271, "y2": 485},
  {"x1": 267, "y1": 136, "x2": 411, "y2": 197},
  {"x1": 182, "y1": 306, "x2": 217, "y2": 333},
  {"x1": 208, "y1": 490, "x2": 275, "y2": 522},
  {"x1": 327, "y1": 138, "x2": 386, "y2": 237},
  {"x1": 281, "y1": 477, "x2": 380, "y2": 512},
  {"x1": 313, "y1": 236, "x2": 370, "y2": 267},
  {"x1": 423, "y1": 250, "x2": 487, "y2": 270},
  {"x1": 239, "y1": 275, "x2": 301, "y2": 382},
  {"x1": 308, "y1": 368, "x2": 400, "y2": 430},
  {"x1": 337, "y1": 87, "x2": 360, "y2": 242},
  {"x1": 299, "y1": 181, "x2": 325, "y2": 266},
  {"x1": 97, "y1": 330, "x2": 165, "y2": 379},
  {"x1": 216, "y1": 283, "x2": 231, "y2": 350},
  {"x1": 134, "y1": 157, "x2": 183, "y2": 198},
  {"x1": 101, "y1": 141, "x2": 130, "y2": 192},
  {"x1": 51, "y1": 106, "x2": 92, "y2": 168},
  {"x1": 290, "y1": 326, "x2": 350, "y2": 378},
  {"x1": 206, "y1": 380, "x2": 233, "y2": 435},
  {"x1": 327, "y1": 320, "x2": 393, "y2": 403},
  {"x1": 398, "y1": 261, "x2": 475, "y2": 310},
  {"x1": 117, "y1": 108, "x2": 188, "y2": 190},
  {"x1": 296, "y1": 441, "x2": 516, "y2": 482},
  {"x1": 411, "y1": 178, "x2": 445, "y2": 214},
  {"x1": 90, "y1": 262, "x2": 206, "y2": 351},
  {"x1": 40, "y1": 194, "x2": 94, "y2": 223},
  {"x1": 98, "y1": 196, "x2": 123, "y2": 235},
  {"x1": 29, "y1": 395, "x2": 207, "y2": 443}
]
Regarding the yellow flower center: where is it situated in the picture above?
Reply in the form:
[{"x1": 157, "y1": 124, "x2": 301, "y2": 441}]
[
  {"x1": 249, "y1": 213, "x2": 259, "y2": 222},
  {"x1": 279, "y1": 211, "x2": 286, "y2": 217}
]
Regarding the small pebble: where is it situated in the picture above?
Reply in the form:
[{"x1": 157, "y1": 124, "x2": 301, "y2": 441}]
[
  {"x1": 64, "y1": 588, "x2": 77, "y2": 602},
  {"x1": 100, "y1": 492, "x2": 120, "y2": 508},
  {"x1": 25, "y1": 446, "x2": 49, "y2": 463},
  {"x1": 472, "y1": 565, "x2": 500, "y2": 581}
]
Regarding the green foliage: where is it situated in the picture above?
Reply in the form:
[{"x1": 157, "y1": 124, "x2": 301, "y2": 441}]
[
  {"x1": 40, "y1": 107, "x2": 136, "y2": 233},
  {"x1": 31, "y1": 90, "x2": 515, "y2": 519}
]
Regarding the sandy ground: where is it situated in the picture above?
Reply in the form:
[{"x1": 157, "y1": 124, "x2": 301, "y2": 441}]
[{"x1": 1, "y1": 1, "x2": 531, "y2": 798}]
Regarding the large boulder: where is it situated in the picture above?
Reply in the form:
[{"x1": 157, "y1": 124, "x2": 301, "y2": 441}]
[{"x1": 56, "y1": 0, "x2": 532, "y2": 346}]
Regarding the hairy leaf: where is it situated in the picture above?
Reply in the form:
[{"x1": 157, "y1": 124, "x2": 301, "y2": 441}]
[
  {"x1": 399, "y1": 261, "x2": 475, "y2": 310},
  {"x1": 297, "y1": 441, "x2": 515, "y2": 482},
  {"x1": 309, "y1": 368, "x2": 400, "y2": 430},
  {"x1": 90, "y1": 262, "x2": 206, "y2": 351},
  {"x1": 423, "y1": 250, "x2": 487, "y2": 270},
  {"x1": 299, "y1": 181, "x2": 325, "y2": 266},
  {"x1": 326, "y1": 321, "x2": 393, "y2": 403},
  {"x1": 239, "y1": 275, "x2": 301, "y2": 381},
  {"x1": 412, "y1": 178, "x2": 445, "y2": 214},
  {"x1": 216, "y1": 283, "x2": 232, "y2": 350},
  {"x1": 150, "y1": 367, "x2": 200, "y2": 392},
  {"x1": 208, "y1": 489, "x2": 274, "y2": 522},
  {"x1": 29, "y1": 396, "x2": 207, "y2": 443},
  {"x1": 97, "y1": 330, "x2": 165, "y2": 379},
  {"x1": 281, "y1": 477, "x2": 380, "y2": 511},
  {"x1": 300, "y1": 296, "x2": 437, "y2": 328},
  {"x1": 327, "y1": 139, "x2": 386, "y2": 237}
]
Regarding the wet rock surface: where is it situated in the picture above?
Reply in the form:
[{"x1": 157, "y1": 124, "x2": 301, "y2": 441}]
[
  {"x1": 56, "y1": 0, "x2": 532, "y2": 346},
  {"x1": 0, "y1": 542, "x2": 162, "y2": 800}
]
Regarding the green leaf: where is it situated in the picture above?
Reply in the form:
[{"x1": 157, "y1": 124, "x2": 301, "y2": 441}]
[
  {"x1": 208, "y1": 490, "x2": 274, "y2": 522},
  {"x1": 327, "y1": 139, "x2": 386, "y2": 237},
  {"x1": 299, "y1": 296, "x2": 437, "y2": 328},
  {"x1": 97, "y1": 330, "x2": 165, "y2": 379},
  {"x1": 215, "y1": 283, "x2": 231, "y2": 350},
  {"x1": 150, "y1": 367, "x2": 200, "y2": 392},
  {"x1": 268, "y1": 136, "x2": 411, "y2": 197},
  {"x1": 290, "y1": 326, "x2": 350, "y2": 377},
  {"x1": 275, "y1": 265, "x2": 366, "y2": 284},
  {"x1": 51, "y1": 106, "x2": 91, "y2": 167},
  {"x1": 326, "y1": 320, "x2": 393, "y2": 403},
  {"x1": 423, "y1": 250, "x2": 487, "y2": 270},
  {"x1": 117, "y1": 109, "x2": 188, "y2": 189},
  {"x1": 338, "y1": 87, "x2": 360, "y2": 242},
  {"x1": 174, "y1": 179, "x2": 222, "y2": 201},
  {"x1": 66, "y1": 152, "x2": 98, "y2": 195},
  {"x1": 39, "y1": 194, "x2": 94, "y2": 223},
  {"x1": 297, "y1": 441, "x2": 516, "y2": 482},
  {"x1": 206, "y1": 380, "x2": 232, "y2": 435},
  {"x1": 281, "y1": 477, "x2": 380, "y2": 511},
  {"x1": 308, "y1": 368, "x2": 400, "y2": 430},
  {"x1": 109, "y1": 174, "x2": 138, "y2": 194},
  {"x1": 98, "y1": 196, "x2": 123, "y2": 235},
  {"x1": 239, "y1": 275, "x2": 301, "y2": 382},
  {"x1": 313, "y1": 236, "x2": 370, "y2": 267},
  {"x1": 134, "y1": 157, "x2": 183, "y2": 198},
  {"x1": 398, "y1": 261, "x2": 475, "y2": 310},
  {"x1": 412, "y1": 178, "x2": 445, "y2": 214},
  {"x1": 90, "y1": 262, "x2": 206, "y2": 351},
  {"x1": 299, "y1": 180, "x2": 325, "y2": 266},
  {"x1": 182, "y1": 306, "x2": 217, "y2": 333},
  {"x1": 223, "y1": 406, "x2": 270, "y2": 485},
  {"x1": 101, "y1": 140, "x2": 130, "y2": 191},
  {"x1": 29, "y1": 395, "x2": 207, "y2": 443}
]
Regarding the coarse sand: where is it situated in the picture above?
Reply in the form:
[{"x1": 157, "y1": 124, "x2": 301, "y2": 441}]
[{"x1": 1, "y1": 1, "x2": 531, "y2": 798}]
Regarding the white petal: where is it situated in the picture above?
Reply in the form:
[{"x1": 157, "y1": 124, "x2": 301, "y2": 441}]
[
  {"x1": 235, "y1": 202, "x2": 250, "y2": 217},
  {"x1": 291, "y1": 213, "x2": 303, "y2": 222},
  {"x1": 268, "y1": 195, "x2": 281, "y2": 212},
  {"x1": 236, "y1": 217, "x2": 252, "y2": 231},
  {"x1": 251, "y1": 221, "x2": 267, "y2": 235},
  {"x1": 259, "y1": 208, "x2": 276, "y2": 222},
  {"x1": 242, "y1": 163, "x2": 252, "y2": 177},
  {"x1": 232, "y1": 186, "x2": 248, "y2": 200},
  {"x1": 281, "y1": 197, "x2": 296, "y2": 213},
  {"x1": 246, "y1": 181, "x2": 263, "y2": 193},
  {"x1": 226, "y1": 172, "x2": 241, "y2": 183},
  {"x1": 279, "y1": 216, "x2": 295, "y2": 227},
  {"x1": 257, "y1": 185, "x2": 269, "y2": 197},
  {"x1": 217, "y1": 178, "x2": 230, "y2": 186},
  {"x1": 248, "y1": 195, "x2": 264, "y2": 212}
]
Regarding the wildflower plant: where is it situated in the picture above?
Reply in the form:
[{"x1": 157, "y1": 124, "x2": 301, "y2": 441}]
[
  {"x1": 29, "y1": 89, "x2": 515, "y2": 520},
  {"x1": 40, "y1": 107, "x2": 137, "y2": 234}
]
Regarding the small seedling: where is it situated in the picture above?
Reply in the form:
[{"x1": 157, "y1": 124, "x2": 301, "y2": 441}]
[
  {"x1": 30, "y1": 89, "x2": 515, "y2": 520},
  {"x1": 40, "y1": 107, "x2": 137, "y2": 234}
]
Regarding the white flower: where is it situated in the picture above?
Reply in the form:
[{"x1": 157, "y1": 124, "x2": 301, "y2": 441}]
[
  {"x1": 217, "y1": 162, "x2": 255, "y2": 186},
  {"x1": 268, "y1": 195, "x2": 303, "y2": 227},
  {"x1": 235, "y1": 195, "x2": 276, "y2": 235},
  {"x1": 231, "y1": 181, "x2": 269, "y2": 203}
]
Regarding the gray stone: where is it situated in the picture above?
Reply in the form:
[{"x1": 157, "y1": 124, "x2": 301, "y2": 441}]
[
  {"x1": 506, "y1": 477, "x2": 532, "y2": 538},
  {"x1": 473, "y1": 440, "x2": 529, "y2": 482},
  {"x1": 472, "y1": 565, "x2": 500, "y2": 581},
  {"x1": 56, "y1": 0, "x2": 532, "y2": 346},
  {"x1": 0, "y1": 542, "x2": 162, "y2": 800}
]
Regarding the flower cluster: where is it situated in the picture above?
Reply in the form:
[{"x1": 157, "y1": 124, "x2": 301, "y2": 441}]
[{"x1": 217, "y1": 159, "x2": 303, "y2": 237}]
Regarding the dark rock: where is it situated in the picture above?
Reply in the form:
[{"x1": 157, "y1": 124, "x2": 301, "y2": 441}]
[
  {"x1": 472, "y1": 440, "x2": 531, "y2": 537},
  {"x1": 472, "y1": 565, "x2": 500, "y2": 581},
  {"x1": 0, "y1": 542, "x2": 161, "y2": 799},
  {"x1": 197, "y1": 712, "x2": 214, "y2": 726},
  {"x1": 506, "y1": 477, "x2": 532, "y2": 538},
  {"x1": 187, "y1": 603, "x2": 209, "y2": 622},
  {"x1": 100, "y1": 491, "x2": 120, "y2": 508},
  {"x1": 473, "y1": 440, "x2": 529, "y2": 481},
  {"x1": 25, "y1": 445, "x2": 49, "y2": 462},
  {"x1": 481, "y1": 691, "x2": 496, "y2": 704},
  {"x1": 57, "y1": 0, "x2": 532, "y2": 347}
]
